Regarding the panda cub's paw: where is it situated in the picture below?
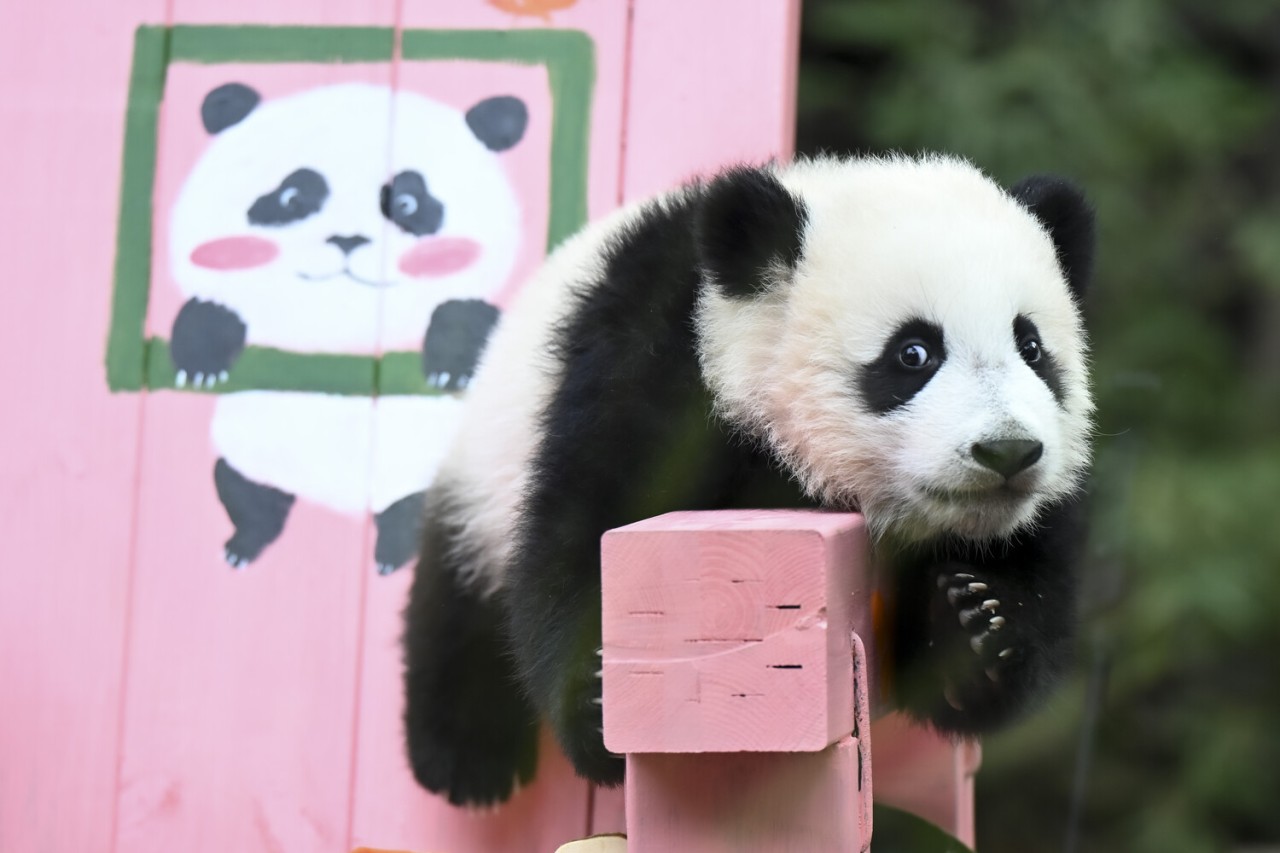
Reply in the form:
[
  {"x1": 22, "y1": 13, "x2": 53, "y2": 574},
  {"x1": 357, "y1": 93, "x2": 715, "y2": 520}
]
[
  {"x1": 169, "y1": 298, "x2": 247, "y2": 389},
  {"x1": 551, "y1": 646, "x2": 625, "y2": 788},
  {"x1": 928, "y1": 566, "x2": 1028, "y2": 727}
]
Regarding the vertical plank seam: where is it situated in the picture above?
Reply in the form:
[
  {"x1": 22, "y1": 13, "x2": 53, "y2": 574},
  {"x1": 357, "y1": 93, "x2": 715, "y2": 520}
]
[
  {"x1": 343, "y1": 4, "x2": 405, "y2": 849},
  {"x1": 613, "y1": 0, "x2": 636, "y2": 207},
  {"x1": 109, "y1": 8, "x2": 175, "y2": 851}
]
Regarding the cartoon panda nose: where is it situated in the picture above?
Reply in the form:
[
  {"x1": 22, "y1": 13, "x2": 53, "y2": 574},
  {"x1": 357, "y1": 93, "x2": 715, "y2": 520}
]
[
  {"x1": 327, "y1": 234, "x2": 371, "y2": 255},
  {"x1": 971, "y1": 439, "x2": 1043, "y2": 478}
]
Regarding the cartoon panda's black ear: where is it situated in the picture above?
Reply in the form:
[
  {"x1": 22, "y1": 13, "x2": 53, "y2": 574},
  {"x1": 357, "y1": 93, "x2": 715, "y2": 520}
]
[
  {"x1": 696, "y1": 166, "x2": 808, "y2": 299},
  {"x1": 201, "y1": 83, "x2": 261, "y2": 134},
  {"x1": 466, "y1": 96, "x2": 528, "y2": 152},
  {"x1": 1010, "y1": 175, "x2": 1096, "y2": 300}
]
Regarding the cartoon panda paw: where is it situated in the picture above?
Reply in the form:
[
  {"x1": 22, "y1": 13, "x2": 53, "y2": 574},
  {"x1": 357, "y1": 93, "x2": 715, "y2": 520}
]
[
  {"x1": 422, "y1": 299, "x2": 500, "y2": 392},
  {"x1": 929, "y1": 567, "x2": 1027, "y2": 724},
  {"x1": 170, "y1": 298, "x2": 247, "y2": 388}
]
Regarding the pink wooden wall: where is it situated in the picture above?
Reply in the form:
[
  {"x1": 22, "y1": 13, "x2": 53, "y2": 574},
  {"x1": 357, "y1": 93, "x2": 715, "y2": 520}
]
[{"x1": 0, "y1": 1, "x2": 801, "y2": 851}]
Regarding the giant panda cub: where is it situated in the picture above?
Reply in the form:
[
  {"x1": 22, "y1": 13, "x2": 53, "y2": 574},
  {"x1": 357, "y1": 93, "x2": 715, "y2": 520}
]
[{"x1": 402, "y1": 154, "x2": 1095, "y2": 806}]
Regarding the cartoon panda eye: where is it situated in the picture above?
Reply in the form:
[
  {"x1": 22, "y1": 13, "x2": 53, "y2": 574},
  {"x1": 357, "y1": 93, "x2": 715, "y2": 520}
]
[
  {"x1": 394, "y1": 194, "x2": 419, "y2": 217},
  {"x1": 279, "y1": 187, "x2": 298, "y2": 207},
  {"x1": 1019, "y1": 337, "x2": 1042, "y2": 364},
  {"x1": 899, "y1": 341, "x2": 931, "y2": 369}
]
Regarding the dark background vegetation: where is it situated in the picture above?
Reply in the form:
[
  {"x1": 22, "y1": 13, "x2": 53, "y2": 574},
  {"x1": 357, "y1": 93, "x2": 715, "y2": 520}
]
[{"x1": 795, "y1": 1, "x2": 1280, "y2": 850}]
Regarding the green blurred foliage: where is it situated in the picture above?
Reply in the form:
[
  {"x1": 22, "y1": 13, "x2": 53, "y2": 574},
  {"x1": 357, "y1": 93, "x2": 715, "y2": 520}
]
[{"x1": 796, "y1": 1, "x2": 1280, "y2": 850}]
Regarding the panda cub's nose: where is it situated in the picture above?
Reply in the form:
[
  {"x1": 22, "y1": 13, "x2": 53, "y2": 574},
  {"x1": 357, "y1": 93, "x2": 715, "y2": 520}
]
[
  {"x1": 327, "y1": 234, "x2": 371, "y2": 255},
  {"x1": 971, "y1": 439, "x2": 1043, "y2": 479}
]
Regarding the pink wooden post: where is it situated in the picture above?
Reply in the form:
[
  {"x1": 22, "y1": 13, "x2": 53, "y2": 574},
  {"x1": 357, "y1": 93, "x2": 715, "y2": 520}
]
[{"x1": 601, "y1": 510, "x2": 875, "y2": 852}]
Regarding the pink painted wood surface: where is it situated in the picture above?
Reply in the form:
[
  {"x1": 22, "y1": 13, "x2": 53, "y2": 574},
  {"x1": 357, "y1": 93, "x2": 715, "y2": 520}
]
[
  {"x1": 870, "y1": 713, "x2": 982, "y2": 849},
  {"x1": 625, "y1": 737, "x2": 869, "y2": 853},
  {"x1": 113, "y1": 1, "x2": 392, "y2": 850},
  {"x1": 601, "y1": 510, "x2": 871, "y2": 754},
  {"x1": 349, "y1": 5, "x2": 633, "y2": 849},
  {"x1": 621, "y1": 0, "x2": 802, "y2": 202},
  {"x1": 1, "y1": 2, "x2": 803, "y2": 851},
  {"x1": 0, "y1": 0, "x2": 164, "y2": 850}
]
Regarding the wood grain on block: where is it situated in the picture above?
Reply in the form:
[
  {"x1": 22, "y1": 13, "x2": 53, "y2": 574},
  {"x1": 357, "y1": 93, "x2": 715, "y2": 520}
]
[
  {"x1": 870, "y1": 712, "x2": 982, "y2": 849},
  {"x1": 601, "y1": 510, "x2": 870, "y2": 754},
  {"x1": 625, "y1": 737, "x2": 869, "y2": 853}
]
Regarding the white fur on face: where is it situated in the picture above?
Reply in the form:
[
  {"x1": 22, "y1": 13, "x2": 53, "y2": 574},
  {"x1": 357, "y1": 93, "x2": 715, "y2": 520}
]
[
  {"x1": 699, "y1": 155, "x2": 1093, "y2": 543},
  {"x1": 170, "y1": 84, "x2": 520, "y2": 352}
]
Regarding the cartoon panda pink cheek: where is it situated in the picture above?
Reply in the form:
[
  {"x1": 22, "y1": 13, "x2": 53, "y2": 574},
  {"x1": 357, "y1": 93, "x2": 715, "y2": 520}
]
[
  {"x1": 398, "y1": 236, "x2": 481, "y2": 278},
  {"x1": 189, "y1": 235, "x2": 280, "y2": 270}
]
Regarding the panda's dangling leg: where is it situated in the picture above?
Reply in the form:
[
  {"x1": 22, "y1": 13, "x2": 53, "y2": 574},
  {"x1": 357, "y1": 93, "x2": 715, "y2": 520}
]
[
  {"x1": 213, "y1": 457, "x2": 295, "y2": 569},
  {"x1": 373, "y1": 490, "x2": 425, "y2": 575},
  {"x1": 402, "y1": 485, "x2": 539, "y2": 807}
]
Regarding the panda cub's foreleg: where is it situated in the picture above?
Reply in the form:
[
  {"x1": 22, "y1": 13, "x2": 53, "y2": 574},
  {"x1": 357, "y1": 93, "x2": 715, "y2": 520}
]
[
  {"x1": 402, "y1": 485, "x2": 539, "y2": 806},
  {"x1": 894, "y1": 496, "x2": 1083, "y2": 733}
]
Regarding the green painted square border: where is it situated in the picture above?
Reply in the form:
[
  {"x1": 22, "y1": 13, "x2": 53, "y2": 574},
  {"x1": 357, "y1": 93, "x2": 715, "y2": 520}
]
[{"x1": 105, "y1": 24, "x2": 595, "y2": 396}]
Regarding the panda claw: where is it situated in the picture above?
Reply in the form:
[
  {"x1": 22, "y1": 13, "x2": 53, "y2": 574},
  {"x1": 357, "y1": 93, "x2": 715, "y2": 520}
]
[
  {"x1": 440, "y1": 372, "x2": 451, "y2": 387},
  {"x1": 981, "y1": 598, "x2": 1000, "y2": 612},
  {"x1": 954, "y1": 573, "x2": 974, "y2": 581},
  {"x1": 989, "y1": 615, "x2": 1006, "y2": 630},
  {"x1": 998, "y1": 647, "x2": 1015, "y2": 659},
  {"x1": 175, "y1": 370, "x2": 188, "y2": 387},
  {"x1": 967, "y1": 582, "x2": 988, "y2": 593},
  {"x1": 985, "y1": 666, "x2": 1001, "y2": 683},
  {"x1": 218, "y1": 370, "x2": 229, "y2": 382}
]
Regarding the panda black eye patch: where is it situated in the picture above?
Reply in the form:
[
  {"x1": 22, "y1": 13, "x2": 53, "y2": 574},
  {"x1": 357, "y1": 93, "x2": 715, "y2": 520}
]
[
  {"x1": 248, "y1": 168, "x2": 328, "y2": 226},
  {"x1": 380, "y1": 171, "x2": 445, "y2": 237},
  {"x1": 858, "y1": 319, "x2": 946, "y2": 414},
  {"x1": 1014, "y1": 315, "x2": 1065, "y2": 405}
]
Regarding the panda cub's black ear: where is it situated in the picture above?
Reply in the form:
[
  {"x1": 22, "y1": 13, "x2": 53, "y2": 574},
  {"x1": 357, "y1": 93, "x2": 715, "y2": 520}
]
[
  {"x1": 696, "y1": 166, "x2": 808, "y2": 299},
  {"x1": 201, "y1": 83, "x2": 261, "y2": 134},
  {"x1": 1010, "y1": 175, "x2": 1096, "y2": 301}
]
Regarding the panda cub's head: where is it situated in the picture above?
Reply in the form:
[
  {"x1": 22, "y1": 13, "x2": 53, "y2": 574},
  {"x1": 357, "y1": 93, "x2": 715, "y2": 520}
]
[
  {"x1": 696, "y1": 155, "x2": 1095, "y2": 544},
  {"x1": 171, "y1": 82, "x2": 527, "y2": 352}
]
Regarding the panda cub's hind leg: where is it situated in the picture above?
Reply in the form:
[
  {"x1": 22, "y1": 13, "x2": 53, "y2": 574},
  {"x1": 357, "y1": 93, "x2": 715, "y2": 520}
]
[{"x1": 402, "y1": 487, "x2": 539, "y2": 806}]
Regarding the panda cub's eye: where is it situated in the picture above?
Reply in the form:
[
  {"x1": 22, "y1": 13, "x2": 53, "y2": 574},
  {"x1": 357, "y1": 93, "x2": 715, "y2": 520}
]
[
  {"x1": 898, "y1": 341, "x2": 932, "y2": 369},
  {"x1": 1019, "y1": 337, "x2": 1042, "y2": 364}
]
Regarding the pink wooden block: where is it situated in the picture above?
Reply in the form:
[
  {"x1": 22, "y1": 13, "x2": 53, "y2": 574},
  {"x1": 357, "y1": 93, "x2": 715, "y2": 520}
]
[
  {"x1": 625, "y1": 736, "x2": 868, "y2": 853},
  {"x1": 602, "y1": 510, "x2": 871, "y2": 754}
]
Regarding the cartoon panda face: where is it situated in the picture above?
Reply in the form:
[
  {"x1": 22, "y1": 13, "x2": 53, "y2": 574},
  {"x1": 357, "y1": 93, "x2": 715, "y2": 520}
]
[{"x1": 170, "y1": 83, "x2": 527, "y2": 352}]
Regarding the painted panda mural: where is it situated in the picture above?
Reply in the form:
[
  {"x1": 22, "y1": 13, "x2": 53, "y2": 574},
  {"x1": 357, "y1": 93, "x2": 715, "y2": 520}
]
[
  {"x1": 402, "y1": 154, "x2": 1096, "y2": 805},
  {"x1": 168, "y1": 82, "x2": 528, "y2": 572}
]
